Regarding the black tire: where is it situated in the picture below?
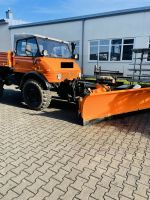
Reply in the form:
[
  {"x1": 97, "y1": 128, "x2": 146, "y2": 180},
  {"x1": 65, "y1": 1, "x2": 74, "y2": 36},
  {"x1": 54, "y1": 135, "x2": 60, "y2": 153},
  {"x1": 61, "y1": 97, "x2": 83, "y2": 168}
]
[
  {"x1": 0, "y1": 83, "x2": 4, "y2": 98},
  {"x1": 22, "y1": 79, "x2": 51, "y2": 110}
]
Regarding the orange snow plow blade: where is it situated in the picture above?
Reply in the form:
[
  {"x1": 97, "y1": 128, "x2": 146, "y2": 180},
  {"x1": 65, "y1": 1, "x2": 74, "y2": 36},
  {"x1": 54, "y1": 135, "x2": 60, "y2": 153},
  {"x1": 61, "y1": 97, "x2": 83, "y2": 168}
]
[{"x1": 79, "y1": 86, "x2": 150, "y2": 125}]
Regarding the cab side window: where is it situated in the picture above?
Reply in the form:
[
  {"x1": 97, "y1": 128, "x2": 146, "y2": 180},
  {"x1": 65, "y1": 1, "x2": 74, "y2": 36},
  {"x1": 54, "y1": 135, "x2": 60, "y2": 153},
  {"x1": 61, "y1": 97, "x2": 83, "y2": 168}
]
[
  {"x1": 16, "y1": 39, "x2": 26, "y2": 56},
  {"x1": 26, "y1": 38, "x2": 38, "y2": 57},
  {"x1": 16, "y1": 38, "x2": 39, "y2": 57}
]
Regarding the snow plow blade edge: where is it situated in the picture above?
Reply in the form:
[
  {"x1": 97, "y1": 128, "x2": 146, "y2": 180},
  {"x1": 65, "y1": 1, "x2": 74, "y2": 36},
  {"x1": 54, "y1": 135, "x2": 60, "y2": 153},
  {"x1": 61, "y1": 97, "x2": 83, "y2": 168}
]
[{"x1": 79, "y1": 87, "x2": 150, "y2": 125}]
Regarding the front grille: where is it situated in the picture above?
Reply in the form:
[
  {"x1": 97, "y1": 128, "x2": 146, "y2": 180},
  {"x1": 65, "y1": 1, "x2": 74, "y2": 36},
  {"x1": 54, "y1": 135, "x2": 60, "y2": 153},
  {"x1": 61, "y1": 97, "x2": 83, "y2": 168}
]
[{"x1": 61, "y1": 62, "x2": 73, "y2": 68}]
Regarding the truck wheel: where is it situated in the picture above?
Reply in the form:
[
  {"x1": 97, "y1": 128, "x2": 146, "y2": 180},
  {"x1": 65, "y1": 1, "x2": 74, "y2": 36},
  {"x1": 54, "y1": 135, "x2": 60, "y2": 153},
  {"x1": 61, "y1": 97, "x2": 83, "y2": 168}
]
[
  {"x1": 22, "y1": 79, "x2": 51, "y2": 110},
  {"x1": 0, "y1": 83, "x2": 4, "y2": 98}
]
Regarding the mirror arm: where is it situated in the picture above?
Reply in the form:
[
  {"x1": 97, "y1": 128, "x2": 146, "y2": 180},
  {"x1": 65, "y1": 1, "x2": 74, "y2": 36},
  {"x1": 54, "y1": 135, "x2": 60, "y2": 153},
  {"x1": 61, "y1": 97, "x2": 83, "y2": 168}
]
[{"x1": 32, "y1": 56, "x2": 37, "y2": 65}]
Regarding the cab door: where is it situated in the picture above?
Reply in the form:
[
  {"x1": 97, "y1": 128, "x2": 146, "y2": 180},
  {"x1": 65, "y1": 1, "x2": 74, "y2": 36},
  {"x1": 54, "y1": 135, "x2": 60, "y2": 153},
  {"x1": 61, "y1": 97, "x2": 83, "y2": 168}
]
[{"x1": 13, "y1": 37, "x2": 39, "y2": 73}]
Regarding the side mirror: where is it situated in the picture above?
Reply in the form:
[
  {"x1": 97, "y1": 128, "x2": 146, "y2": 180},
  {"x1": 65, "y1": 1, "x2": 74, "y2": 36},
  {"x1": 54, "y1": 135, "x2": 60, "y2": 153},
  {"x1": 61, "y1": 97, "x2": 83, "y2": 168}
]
[
  {"x1": 72, "y1": 54, "x2": 78, "y2": 60},
  {"x1": 41, "y1": 50, "x2": 49, "y2": 56},
  {"x1": 74, "y1": 54, "x2": 78, "y2": 60}
]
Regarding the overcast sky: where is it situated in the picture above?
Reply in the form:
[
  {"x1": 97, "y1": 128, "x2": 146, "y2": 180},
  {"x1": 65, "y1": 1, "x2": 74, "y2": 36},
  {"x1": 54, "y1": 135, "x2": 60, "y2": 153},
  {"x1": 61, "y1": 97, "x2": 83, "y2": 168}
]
[{"x1": 0, "y1": 0, "x2": 150, "y2": 22}]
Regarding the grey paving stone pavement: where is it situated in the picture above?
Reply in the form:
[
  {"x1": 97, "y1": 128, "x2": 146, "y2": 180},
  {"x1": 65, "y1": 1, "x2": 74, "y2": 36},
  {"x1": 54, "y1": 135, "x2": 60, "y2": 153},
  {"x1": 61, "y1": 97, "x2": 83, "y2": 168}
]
[{"x1": 0, "y1": 86, "x2": 149, "y2": 200}]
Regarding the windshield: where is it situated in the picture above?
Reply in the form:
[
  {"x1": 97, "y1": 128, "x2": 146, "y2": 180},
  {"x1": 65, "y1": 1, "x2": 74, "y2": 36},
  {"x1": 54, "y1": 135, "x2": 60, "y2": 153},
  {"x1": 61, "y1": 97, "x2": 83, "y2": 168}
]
[{"x1": 37, "y1": 38, "x2": 72, "y2": 58}]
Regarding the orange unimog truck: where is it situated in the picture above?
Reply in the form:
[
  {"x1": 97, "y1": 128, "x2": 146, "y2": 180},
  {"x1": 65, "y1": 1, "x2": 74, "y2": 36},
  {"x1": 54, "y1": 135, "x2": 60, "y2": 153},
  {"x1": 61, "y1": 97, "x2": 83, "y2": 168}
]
[
  {"x1": 0, "y1": 34, "x2": 84, "y2": 109},
  {"x1": 0, "y1": 34, "x2": 150, "y2": 125}
]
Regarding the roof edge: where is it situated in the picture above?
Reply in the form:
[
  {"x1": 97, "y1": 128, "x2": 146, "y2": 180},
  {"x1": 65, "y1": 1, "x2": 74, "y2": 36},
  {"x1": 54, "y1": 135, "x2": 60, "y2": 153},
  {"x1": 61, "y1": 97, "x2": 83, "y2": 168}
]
[{"x1": 9, "y1": 6, "x2": 150, "y2": 29}]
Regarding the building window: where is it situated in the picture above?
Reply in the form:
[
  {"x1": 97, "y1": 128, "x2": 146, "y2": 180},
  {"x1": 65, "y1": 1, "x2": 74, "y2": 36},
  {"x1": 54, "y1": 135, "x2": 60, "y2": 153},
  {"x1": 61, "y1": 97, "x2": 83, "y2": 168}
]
[
  {"x1": 89, "y1": 38, "x2": 134, "y2": 62},
  {"x1": 147, "y1": 38, "x2": 150, "y2": 61},
  {"x1": 89, "y1": 41, "x2": 98, "y2": 60},
  {"x1": 122, "y1": 39, "x2": 134, "y2": 60},
  {"x1": 110, "y1": 39, "x2": 122, "y2": 61},
  {"x1": 99, "y1": 40, "x2": 109, "y2": 61}
]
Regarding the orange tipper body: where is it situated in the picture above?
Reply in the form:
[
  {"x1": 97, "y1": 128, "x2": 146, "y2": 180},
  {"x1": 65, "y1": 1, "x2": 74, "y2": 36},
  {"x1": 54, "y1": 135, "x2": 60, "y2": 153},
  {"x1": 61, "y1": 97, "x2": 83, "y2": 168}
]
[
  {"x1": 13, "y1": 56, "x2": 80, "y2": 83},
  {"x1": 0, "y1": 51, "x2": 12, "y2": 67},
  {"x1": 79, "y1": 87, "x2": 150, "y2": 125}
]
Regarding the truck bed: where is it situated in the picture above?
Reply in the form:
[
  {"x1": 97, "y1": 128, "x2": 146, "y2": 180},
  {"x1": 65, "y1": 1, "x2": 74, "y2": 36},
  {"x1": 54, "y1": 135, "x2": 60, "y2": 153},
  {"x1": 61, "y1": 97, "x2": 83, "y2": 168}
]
[{"x1": 0, "y1": 51, "x2": 12, "y2": 67}]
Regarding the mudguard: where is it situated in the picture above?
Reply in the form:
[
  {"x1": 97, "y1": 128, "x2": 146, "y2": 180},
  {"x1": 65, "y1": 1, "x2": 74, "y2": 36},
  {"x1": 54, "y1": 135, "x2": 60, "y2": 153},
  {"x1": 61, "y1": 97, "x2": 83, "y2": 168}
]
[
  {"x1": 20, "y1": 71, "x2": 51, "y2": 90},
  {"x1": 79, "y1": 87, "x2": 150, "y2": 125}
]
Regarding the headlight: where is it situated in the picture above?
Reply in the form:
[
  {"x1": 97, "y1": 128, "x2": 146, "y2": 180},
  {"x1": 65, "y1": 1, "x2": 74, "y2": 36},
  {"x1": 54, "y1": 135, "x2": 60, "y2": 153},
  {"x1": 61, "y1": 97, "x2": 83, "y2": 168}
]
[
  {"x1": 57, "y1": 73, "x2": 62, "y2": 80},
  {"x1": 78, "y1": 72, "x2": 82, "y2": 78}
]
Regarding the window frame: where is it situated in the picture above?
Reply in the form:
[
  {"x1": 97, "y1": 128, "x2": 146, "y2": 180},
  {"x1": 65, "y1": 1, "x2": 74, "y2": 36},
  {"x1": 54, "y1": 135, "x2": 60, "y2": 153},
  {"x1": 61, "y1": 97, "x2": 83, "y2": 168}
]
[
  {"x1": 121, "y1": 38, "x2": 134, "y2": 61},
  {"x1": 110, "y1": 39, "x2": 122, "y2": 61},
  {"x1": 99, "y1": 39, "x2": 110, "y2": 61},
  {"x1": 89, "y1": 40, "x2": 98, "y2": 61},
  {"x1": 88, "y1": 38, "x2": 134, "y2": 63},
  {"x1": 15, "y1": 37, "x2": 40, "y2": 57},
  {"x1": 147, "y1": 38, "x2": 150, "y2": 62}
]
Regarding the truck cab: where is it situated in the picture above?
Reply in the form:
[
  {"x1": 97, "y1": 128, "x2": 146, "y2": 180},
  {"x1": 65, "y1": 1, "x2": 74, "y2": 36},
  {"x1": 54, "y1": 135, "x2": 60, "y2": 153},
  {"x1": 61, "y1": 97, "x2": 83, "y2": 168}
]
[
  {"x1": 0, "y1": 34, "x2": 83, "y2": 110},
  {"x1": 13, "y1": 34, "x2": 81, "y2": 83}
]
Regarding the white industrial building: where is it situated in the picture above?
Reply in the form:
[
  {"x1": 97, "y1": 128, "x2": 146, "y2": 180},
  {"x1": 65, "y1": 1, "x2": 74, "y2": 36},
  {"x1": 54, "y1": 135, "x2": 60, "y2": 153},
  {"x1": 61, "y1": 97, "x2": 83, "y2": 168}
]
[
  {"x1": 0, "y1": 10, "x2": 27, "y2": 51},
  {"x1": 1, "y1": 7, "x2": 150, "y2": 76}
]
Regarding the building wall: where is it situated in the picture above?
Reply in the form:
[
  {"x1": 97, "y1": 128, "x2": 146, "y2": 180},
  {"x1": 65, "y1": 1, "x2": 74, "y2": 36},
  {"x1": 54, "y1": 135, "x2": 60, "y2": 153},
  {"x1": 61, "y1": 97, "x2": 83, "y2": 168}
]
[
  {"x1": 0, "y1": 23, "x2": 11, "y2": 51},
  {"x1": 9, "y1": 11, "x2": 150, "y2": 76},
  {"x1": 83, "y1": 12, "x2": 150, "y2": 75}
]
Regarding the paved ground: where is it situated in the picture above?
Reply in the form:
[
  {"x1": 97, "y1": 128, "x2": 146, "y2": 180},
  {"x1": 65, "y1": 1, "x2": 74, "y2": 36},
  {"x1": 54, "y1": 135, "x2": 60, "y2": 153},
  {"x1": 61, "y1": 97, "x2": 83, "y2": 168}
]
[{"x1": 0, "y1": 85, "x2": 149, "y2": 200}]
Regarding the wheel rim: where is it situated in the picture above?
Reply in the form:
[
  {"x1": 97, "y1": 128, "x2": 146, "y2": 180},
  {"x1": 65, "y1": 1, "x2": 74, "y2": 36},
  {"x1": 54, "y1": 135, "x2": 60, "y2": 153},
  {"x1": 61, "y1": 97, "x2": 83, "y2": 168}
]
[{"x1": 24, "y1": 83, "x2": 42, "y2": 108}]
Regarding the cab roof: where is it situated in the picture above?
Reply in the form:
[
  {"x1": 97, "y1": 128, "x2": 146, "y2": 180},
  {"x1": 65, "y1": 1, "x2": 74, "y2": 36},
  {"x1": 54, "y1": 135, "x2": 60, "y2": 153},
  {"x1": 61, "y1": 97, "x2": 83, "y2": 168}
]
[{"x1": 14, "y1": 33, "x2": 69, "y2": 44}]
